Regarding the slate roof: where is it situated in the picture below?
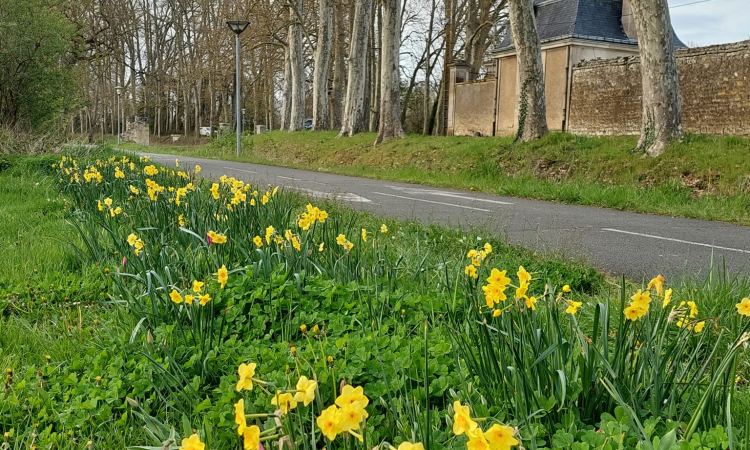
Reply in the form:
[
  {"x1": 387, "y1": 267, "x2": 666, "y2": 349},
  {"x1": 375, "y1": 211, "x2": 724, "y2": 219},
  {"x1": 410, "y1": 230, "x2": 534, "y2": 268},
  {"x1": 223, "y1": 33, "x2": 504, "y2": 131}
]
[{"x1": 492, "y1": 0, "x2": 686, "y2": 53}]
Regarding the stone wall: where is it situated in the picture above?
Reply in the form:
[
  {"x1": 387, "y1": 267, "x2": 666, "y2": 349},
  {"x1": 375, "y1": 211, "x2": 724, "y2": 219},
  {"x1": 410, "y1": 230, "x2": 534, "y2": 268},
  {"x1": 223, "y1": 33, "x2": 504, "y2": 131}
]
[
  {"x1": 568, "y1": 40, "x2": 750, "y2": 136},
  {"x1": 122, "y1": 116, "x2": 151, "y2": 145},
  {"x1": 453, "y1": 80, "x2": 496, "y2": 136}
]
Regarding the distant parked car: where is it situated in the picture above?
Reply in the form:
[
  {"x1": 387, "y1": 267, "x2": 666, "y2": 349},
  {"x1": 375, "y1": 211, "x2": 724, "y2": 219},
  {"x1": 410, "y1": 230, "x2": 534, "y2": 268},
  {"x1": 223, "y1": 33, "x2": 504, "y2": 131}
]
[
  {"x1": 304, "y1": 118, "x2": 313, "y2": 130},
  {"x1": 199, "y1": 126, "x2": 212, "y2": 137}
]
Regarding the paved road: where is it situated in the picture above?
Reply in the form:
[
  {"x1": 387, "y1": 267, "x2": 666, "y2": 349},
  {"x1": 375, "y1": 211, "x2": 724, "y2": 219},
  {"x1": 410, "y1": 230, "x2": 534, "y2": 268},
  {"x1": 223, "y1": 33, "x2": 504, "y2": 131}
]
[{"x1": 138, "y1": 152, "x2": 750, "y2": 282}]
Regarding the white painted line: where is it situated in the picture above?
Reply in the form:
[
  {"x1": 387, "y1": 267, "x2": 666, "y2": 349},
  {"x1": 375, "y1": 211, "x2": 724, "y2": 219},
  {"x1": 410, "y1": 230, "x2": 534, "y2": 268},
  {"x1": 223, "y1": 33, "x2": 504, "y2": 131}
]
[
  {"x1": 290, "y1": 187, "x2": 372, "y2": 203},
  {"x1": 223, "y1": 166, "x2": 258, "y2": 174},
  {"x1": 386, "y1": 185, "x2": 514, "y2": 205},
  {"x1": 371, "y1": 192, "x2": 490, "y2": 212},
  {"x1": 277, "y1": 175, "x2": 327, "y2": 186},
  {"x1": 602, "y1": 228, "x2": 750, "y2": 255}
]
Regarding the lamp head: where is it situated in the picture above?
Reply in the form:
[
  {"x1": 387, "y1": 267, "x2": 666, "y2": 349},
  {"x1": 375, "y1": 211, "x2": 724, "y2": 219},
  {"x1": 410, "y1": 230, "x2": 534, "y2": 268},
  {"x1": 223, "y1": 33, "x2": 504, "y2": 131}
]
[
  {"x1": 226, "y1": 20, "x2": 250, "y2": 35},
  {"x1": 241, "y1": 108, "x2": 246, "y2": 115},
  {"x1": 115, "y1": 86, "x2": 123, "y2": 95}
]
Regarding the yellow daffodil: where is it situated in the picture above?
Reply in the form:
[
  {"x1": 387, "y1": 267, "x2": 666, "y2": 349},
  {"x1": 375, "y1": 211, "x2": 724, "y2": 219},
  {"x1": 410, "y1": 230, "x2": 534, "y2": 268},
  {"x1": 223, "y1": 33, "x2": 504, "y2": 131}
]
[
  {"x1": 198, "y1": 294, "x2": 211, "y2": 306},
  {"x1": 317, "y1": 405, "x2": 341, "y2": 441},
  {"x1": 631, "y1": 289, "x2": 652, "y2": 306},
  {"x1": 192, "y1": 280, "x2": 204, "y2": 293},
  {"x1": 104, "y1": 197, "x2": 113, "y2": 207},
  {"x1": 169, "y1": 289, "x2": 183, "y2": 304},
  {"x1": 486, "y1": 269, "x2": 511, "y2": 287},
  {"x1": 236, "y1": 363, "x2": 257, "y2": 392},
  {"x1": 467, "y1": 249, "x2": 478, "y2": 259},
  {"x1": 271, "y1": 391, "x2": 297, "y2": 415},
  {"x1": 292, "y1": 236, "x2": 301, "y2": 251},
  {"x1": 336, "y1": 385, "x2": 369, "y2": 409},
  {"x1": 493, "y1": 309, "x2": 502, "y2": 317},
  {"x1": 663, "y1": 288, "x2": 673, "y2": 307},
  {"x1": 517, "y1": 266, "x2": 532, "y2": 285},
  {"x1": 397, "y1": 442, "x2": 425, "y2": 450},
  {"x1": 483, "y1": 242, "x2": 492, "y2": 254},
  {"x1": 515, "y1": 280, "x2": 529, "y2": 299},
  {"x1": 127, "y1": 233, "x2": 138, "y2": 246},
  {"x1": 210, "y1": 183, "x2": 220, "y2": 200},
  {"x1": 736, "y1": 298, "x2": 750, "y2": 316},
  {"x1": 216, "y1": 265, "x2": 228, "y2": 288},
  {"x1": 624, "y1": 303, "x2": 648, "y2": 321},
  {"x1": 338, "y1": 403, "x2": 368, "y2": 431},
  {"x1": 195, "y1": 165, "x2": 201, "y2": 174},
  {"x1": 179, "y1": 434, "x2": 204, "y2": 450},
  {"x1": 647, "y1": 274, "x2": 666, "y2": 296},
  {"x1": 235, "y1": 399, "x2": 247, "y2": 435},
  {"x1": 253, "y1": 236, "x2": 263, "y2": 247},
  {"x1": 361, "y1": 229, "x2": 367, "y2": 242},
  {"x1": 694, "y1": 321, "x2": 706, "y2": 333},
  {"x1": 465, "y1": 265, "x2": 478, "y2": 279},
  {"x1": 265, "y1": 226, "x2": 275, "y2": 244},
  {"x1": 485, "y1": 424, "x2": 519, "y2": 450},
  {"x1": 294, "y1": 376, "x2": 317, "y2": 406},
  {"x1": 565, "y1": 300, "x2": 583, "y2": 315},
  {"x1": 466, "y1": 428, "x2": 489, "y2": 450},
  {"x1": 452, "y1": 400, "x2": 477, "y2": 436},
  {"x1": 380, "y1": 224, "x2": 388, "y2": 233},
  {"x1": 243, "y1": 425, "x2": 260, "y2": 450},
  {"x1": 184, "y1": 295, "x2": 195, "y2": 305},
  {"x1": 482, "y1": 283, "x2": 507, "y2": 306},
  {"x1": 525, "y1": 296, "x2": 537, "y2": 311},
  {"x1": 562, "y1": 285, "x2": 571, "y2": 293}
]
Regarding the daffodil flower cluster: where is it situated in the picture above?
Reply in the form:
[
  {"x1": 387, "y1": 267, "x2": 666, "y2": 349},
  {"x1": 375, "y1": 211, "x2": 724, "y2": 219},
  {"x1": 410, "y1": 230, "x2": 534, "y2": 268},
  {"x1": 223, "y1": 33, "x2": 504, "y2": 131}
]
[
  {"x1": 464, "y1": 243, "x2": 493, "y2": 278},
  {"x1": 168, "y1": 279, "x2": 211, "y2": 306},
  {"x1": 316, "y1": 384, "x2": 369, "y2": 442},
  {"x1": 452, "y1": 400, "x2": 519, "y2": 450},
  {"x1": 298, "y1": 204, "x2": 328, "y2": 230},
  {"x1": 336, "y1": 234, "x2": 354, "y2": 252},
  {"x1": 126, "y1": 233, "x2": 145, "y2": 256},
  {"x1": 98, "y1": 197, "x2": 123, "y2": 217}
]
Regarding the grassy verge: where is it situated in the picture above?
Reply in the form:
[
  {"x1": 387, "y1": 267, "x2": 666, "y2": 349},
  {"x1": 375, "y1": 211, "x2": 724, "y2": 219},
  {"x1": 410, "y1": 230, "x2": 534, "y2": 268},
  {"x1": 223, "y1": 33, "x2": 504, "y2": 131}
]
[
  {"x1": 3, "y1": 151, "x2": 750, "y2": 450},
  {"x1": 117, "y1": 131, "x2": 750, "y2": 225}
]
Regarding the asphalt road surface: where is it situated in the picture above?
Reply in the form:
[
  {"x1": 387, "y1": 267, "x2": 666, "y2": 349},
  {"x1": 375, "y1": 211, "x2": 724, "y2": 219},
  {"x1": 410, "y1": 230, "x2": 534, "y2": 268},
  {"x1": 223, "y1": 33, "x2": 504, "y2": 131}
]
[{"x1": 137, "y1": 151, "x2": 750, "y2": 282}]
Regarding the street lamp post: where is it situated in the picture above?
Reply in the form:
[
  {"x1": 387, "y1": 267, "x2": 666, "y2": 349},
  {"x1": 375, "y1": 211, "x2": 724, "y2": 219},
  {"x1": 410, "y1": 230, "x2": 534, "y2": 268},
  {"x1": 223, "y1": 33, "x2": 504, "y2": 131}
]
[
  {"x1": 115, "y1": 86, "x2": 123, "y2": 145},
  {"x1": 226, "y1": 20, "x2": 250, "y2": 157}
]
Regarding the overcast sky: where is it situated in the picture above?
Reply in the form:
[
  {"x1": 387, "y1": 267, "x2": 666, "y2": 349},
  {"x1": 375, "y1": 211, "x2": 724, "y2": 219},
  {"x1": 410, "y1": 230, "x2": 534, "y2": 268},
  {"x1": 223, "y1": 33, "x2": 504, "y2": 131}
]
[{"x1": 669, "y1": 0, "x2": 750, "y2": 47}]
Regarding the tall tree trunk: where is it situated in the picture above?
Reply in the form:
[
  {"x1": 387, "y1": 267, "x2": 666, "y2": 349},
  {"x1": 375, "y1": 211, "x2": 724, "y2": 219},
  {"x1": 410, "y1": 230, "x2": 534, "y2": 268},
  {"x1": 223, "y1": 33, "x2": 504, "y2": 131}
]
[
  {"x1": 422, "y1": 0, "x2": 436, "y2": 135},
  {"x1": 289, "y1": 0, "x2": 305, "y2": 131},
  {"x1": 629, "y1": 0, "x2": 683, "y2": 157},
  {"x1": 313, "y1": 0, "x2": 334, "y2": 130},
  {"x1": 338, "y1": 0, "x2": 372, "y2": 137},
  {"x1": 369, "y1": 4, "x2": 381, "y2": 132},
  {"x1": 330, "y1": 0, "x2": 346, "y2": 129},
  {"x1": 280, "y1": 45, "x2": 292, "y2": 130},
  {"x1": 375, "y1": 0, "x2": 405, "y2": 143},
  {"x1": 508, "y1": 0, "x2": 547, "y2": 141}
]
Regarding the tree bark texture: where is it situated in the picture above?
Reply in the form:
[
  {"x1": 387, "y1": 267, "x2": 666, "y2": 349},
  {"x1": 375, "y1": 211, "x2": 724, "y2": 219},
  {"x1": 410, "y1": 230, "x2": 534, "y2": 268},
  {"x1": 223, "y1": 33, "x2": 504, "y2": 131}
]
[
  {"x1": 280, "y1": 45, "x2": 292, "y2": 131},
  {"x1": 375, "y1": 0, "x2": 405, "y2": 143},
  {"x1": 508, "y1": 0, "x2": 547, "y2": 141},
  {"x1": 330, "y1": 0, "x2": 347, "y2": 130},
  {"x1": 338, "y1": 0, "x2": 372, "y2": 137},
  {"x1": 629, "y1": 0, "x2": 683, "y2": 157},
  {"x1": 312, "y1": 0, "x2": 333, "y2": 130},
  {"x1": 288, "y1": 0, "x2": 306, "y2": 132}
]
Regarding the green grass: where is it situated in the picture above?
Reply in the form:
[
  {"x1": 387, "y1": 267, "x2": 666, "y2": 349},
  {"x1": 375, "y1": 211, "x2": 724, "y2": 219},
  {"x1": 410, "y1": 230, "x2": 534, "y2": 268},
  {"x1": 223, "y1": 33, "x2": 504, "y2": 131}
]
[{"x1": 117, "y1": 131, "x2": 750, "y2": 225}]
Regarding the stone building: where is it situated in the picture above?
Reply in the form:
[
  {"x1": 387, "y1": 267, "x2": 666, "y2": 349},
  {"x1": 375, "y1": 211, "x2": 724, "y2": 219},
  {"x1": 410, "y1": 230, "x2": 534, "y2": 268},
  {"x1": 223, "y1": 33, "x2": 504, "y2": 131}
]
[{"x1": 446, "y1": 0, "x2": 750, "y2": 137}]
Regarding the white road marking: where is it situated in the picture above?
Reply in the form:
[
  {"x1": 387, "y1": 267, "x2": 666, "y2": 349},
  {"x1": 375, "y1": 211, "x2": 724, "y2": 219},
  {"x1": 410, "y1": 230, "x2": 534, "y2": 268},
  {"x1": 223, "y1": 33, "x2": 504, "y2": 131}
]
[
  {"x1": 371, "y1": 192, "x2": 490, "y2": 212},
  {"x1": 277, "y1": 175, "x2": 300, "y2": 181},
  {"x1": 602, "y1": 228, "x2": 750, "y2": 254},
  {"x1": 291, "y1": 187, "x2": 372, "y2": 203},
  {"x1": 386, "y1": 185, "x2": 514, "y2": 205},
  {"x1": 223, "y1": 166, "x2": 258, "y2": 174},
  {"x1": 275, "y1": 175, "x2": 327, "y2": 186}
]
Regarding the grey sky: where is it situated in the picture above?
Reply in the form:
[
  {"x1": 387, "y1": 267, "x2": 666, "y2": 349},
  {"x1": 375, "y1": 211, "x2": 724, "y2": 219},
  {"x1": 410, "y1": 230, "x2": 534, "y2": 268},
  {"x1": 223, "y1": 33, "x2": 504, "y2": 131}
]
[{"x1": 669, "y1": 0, "x2": 750, "y2": 47}]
